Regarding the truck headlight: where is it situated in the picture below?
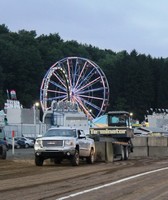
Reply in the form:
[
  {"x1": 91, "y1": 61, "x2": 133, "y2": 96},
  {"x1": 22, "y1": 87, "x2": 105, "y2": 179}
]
[
  {"x1": 64, "y1": 140, "x2": 74, "y2": 146},
  {"x1": 35, "y1": 139, "x2": 43, "y2": 148}
]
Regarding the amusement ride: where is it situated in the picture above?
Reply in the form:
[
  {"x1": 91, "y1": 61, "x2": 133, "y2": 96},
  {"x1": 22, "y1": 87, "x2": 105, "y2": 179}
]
[{"x1": 40, "y1": 57, "x2": 109, "y2": 120}]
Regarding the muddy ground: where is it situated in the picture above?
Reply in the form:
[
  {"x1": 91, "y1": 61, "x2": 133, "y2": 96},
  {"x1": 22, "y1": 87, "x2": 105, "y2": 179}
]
[{"x1": 1, "y1": 149, "x2": 168, "y2": 200}]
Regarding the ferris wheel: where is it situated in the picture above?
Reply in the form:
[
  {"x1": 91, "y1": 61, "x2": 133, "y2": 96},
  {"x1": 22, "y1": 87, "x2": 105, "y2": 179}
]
[{"x1": 40, "y1": 57, "x2": 109, "y2": 119}]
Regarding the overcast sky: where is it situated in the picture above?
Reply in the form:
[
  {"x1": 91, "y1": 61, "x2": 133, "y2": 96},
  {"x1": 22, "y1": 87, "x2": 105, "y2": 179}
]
[{"x1": 1, "y1": 0, "x2": 168, "y2": 58}]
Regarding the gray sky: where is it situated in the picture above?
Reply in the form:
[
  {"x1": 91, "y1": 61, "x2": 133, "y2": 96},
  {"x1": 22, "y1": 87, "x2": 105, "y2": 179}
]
[{"x1": 0, "y1": 0, "x2": 168, "y2": 58}]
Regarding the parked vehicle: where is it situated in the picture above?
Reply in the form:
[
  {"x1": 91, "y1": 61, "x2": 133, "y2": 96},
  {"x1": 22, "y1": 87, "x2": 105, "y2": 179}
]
[
  {"x1": 0, "y1": 139, "x2": 7, "y2": 159},
  {"x1": 16, "y1": 139, "x2": 26, "y2": 148},
  {"x1": 26, "y1": 137, "x2": 36, "y2": 143},
  {"x1": 16, "y1": 137, "x2": 34, "y2": 148},
  {"x1": 0, "y1": 127, "x2": 7, "y2": 159},
  {"x1": 7, "y1": 138, "x2": 21, "y2": 149}
]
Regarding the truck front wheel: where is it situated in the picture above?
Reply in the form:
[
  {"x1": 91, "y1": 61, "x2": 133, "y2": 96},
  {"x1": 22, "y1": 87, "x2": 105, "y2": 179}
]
[
  {"x1": 71, "y1": 150, "x2": 79, "y2": 166},
  {"x1": 35, "y1": 155, "x2": 44, "y2": 166},
  {"x1": 86, "y1": 149, "x2": 95, "y2": 164}
]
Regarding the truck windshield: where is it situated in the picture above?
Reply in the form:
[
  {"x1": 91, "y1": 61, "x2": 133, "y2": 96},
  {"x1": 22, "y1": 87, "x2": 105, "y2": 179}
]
[
  {"x1": 108, "y1": 115, "x2": 129, "y2": 127},
  {"x1": 44, "y1": 129, "x2": 77, "y2": 137}
]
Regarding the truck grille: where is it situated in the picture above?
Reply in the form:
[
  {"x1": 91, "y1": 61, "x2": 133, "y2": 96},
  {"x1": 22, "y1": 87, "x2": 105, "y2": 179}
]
[{"x1": 43, "y1": 140, "x2": 63, "y2": 147}]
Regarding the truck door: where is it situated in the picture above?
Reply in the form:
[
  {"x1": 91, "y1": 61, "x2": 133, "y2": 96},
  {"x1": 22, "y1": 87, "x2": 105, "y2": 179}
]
[{"x1": 78, "y1": 130, "x2": 90, "y2": 157}]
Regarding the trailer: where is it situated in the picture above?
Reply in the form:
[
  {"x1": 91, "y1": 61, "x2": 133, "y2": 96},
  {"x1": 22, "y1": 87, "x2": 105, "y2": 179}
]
[{"x1": 89, "y1": 111, "x2": 134, "y2": 160}]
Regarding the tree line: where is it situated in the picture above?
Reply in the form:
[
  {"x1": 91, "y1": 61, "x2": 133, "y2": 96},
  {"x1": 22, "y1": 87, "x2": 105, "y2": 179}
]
[{"x1": 0, "y1": 24, "x2": 168, "y2": 122}]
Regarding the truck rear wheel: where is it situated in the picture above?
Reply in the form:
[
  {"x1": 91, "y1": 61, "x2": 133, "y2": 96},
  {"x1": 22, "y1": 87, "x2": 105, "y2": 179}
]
[
  {"x1": 86, "y1": 149, "x2": 95, "y2": 164},
  {"x1": 121, "y1": 146, "x2": 129, "y2": 160},
  {"x1": 71, "y1": 150, "x2": 79, "y2": 166},
  {"x1": 124, "y1": 146, "x2": 129, "y2": 160},
  {"x1": 35, "y1": 156, "x2": 44, "y2": 166}
]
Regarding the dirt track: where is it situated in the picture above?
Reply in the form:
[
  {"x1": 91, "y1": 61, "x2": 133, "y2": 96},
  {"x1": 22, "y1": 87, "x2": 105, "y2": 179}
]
[{"x1": 1, "y1": 149, "x2": 168, "y2": 200}]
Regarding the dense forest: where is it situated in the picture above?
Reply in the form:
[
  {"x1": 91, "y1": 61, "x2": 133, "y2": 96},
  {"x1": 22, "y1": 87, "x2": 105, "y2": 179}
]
[{"x1": 0, "y1": 24, "x2": 168, "y2": 122}]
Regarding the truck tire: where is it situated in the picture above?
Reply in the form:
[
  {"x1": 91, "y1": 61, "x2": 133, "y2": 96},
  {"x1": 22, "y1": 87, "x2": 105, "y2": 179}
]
[
  {"x1": 124, "y1": 146, "x2": 129, "y2": 160},
  {"x1": 35, "y1": 155, "x2": 44, "y2": 166},
  {"x1": 121, "y1": 146, "x2": 128, "y2": 160},
  {"x1": 86, "y1": 149, "x2": 95, "y2": 164},
  {"x1": 0, "y1": 145, "x2": 7, "y2": 159},
  {"x1": 71, "y1": 150, "x2": 79, "y2": 166}
]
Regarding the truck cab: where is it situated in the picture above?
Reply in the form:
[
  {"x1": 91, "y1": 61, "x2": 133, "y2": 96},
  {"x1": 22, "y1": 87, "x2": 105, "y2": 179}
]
[
  {"x1": 90, "y1": 111, "x2": 134, "y2": 138},
  {"x1": 108, "y1": 111, "x2": 131, "y2": 127},
  {"x1": 90, "y1": 111, "x2": 134, "y2": 160}
]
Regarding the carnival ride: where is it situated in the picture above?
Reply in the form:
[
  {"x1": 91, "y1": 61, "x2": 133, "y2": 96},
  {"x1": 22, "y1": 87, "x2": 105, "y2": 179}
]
[{"x1": 40, "y1": 57, "x2": 109, "y2": 120}]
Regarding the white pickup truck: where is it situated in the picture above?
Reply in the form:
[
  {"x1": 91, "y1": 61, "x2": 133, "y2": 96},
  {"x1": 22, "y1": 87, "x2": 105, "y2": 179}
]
[{"x1": 34, "y1": 126, "x2": 95, "y2": 166}]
